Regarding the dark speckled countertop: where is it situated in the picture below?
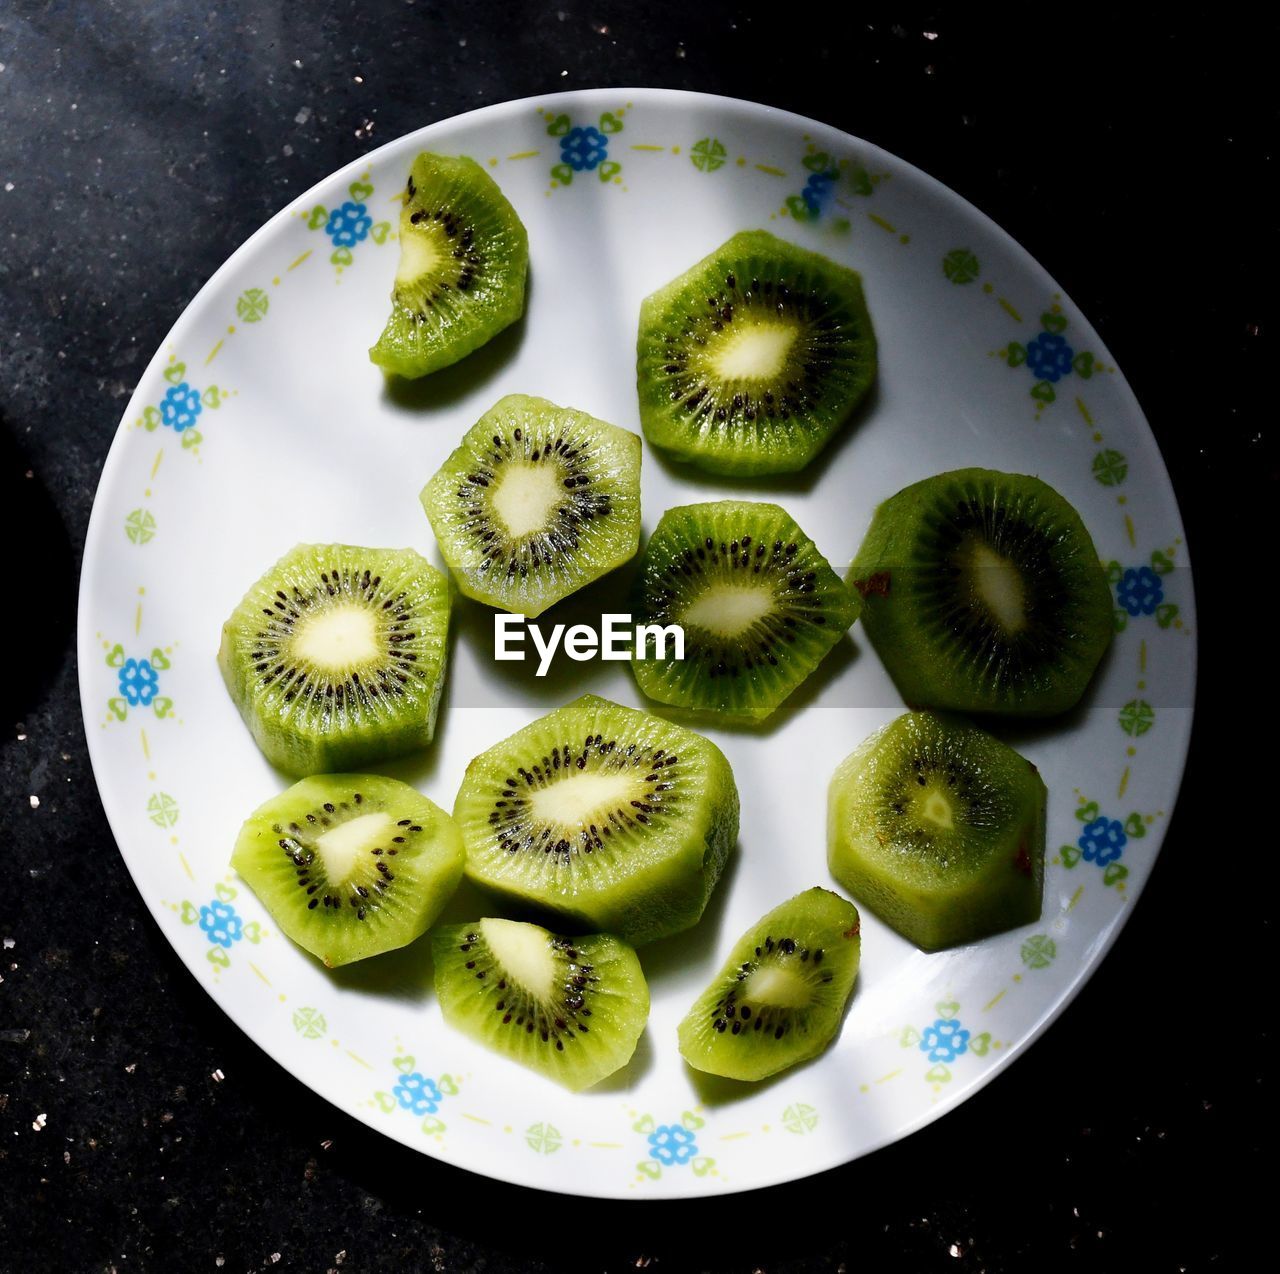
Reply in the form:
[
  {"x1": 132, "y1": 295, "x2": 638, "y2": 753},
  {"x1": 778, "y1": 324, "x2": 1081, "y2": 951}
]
[{"x1": 0, "y1": 3, "x2": 1268, "y2": 1270}]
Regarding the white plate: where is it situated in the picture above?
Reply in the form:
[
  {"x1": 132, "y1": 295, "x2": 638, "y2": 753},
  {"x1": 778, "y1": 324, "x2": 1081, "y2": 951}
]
[{"x1": 78, "y1": 89, "x2": 1196, "y2": 1198}]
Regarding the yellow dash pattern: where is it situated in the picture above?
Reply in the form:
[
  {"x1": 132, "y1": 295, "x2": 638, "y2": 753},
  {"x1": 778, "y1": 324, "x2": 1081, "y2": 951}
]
[
  {"x1": 462, "y1": 1113, "x2": 491, "y2": 1125},
  {"x1": 1075, "y1": 397, "x2": 1093, "y2": 427},
  {"x1": 135, "y1": 602, "x2": 143, "y2": 636},
  {"x1": 1140, "y1": 639, "x2": 1147, "y2": 673},
  {"x1": 754, "y1": 164, "x2": 786, "y2": 176},
  {"x1": 983, "y1": 989, "x2": 1007, "y2": 1012},
  {"x1": 718, "y1": 1131, "x2": 751, "y2": 1141},
  {"x1": 248, "y1": 962, "x2": 272, "y2": 988},
  {"x1": 287, "y1": 249, "x2": 312, "y2": 271},
  {"x1": 587, "y1": 1142, "x2": 622, "y2": 1149},
  {"x1": 867, "y1": 213, "x2": 897, "y2": 234},
  {"x1": 140, "y1": 729, "x2": 151, "y2": 761},
  {"x1": 150, "y1": 449, "x2": 164, "y2": 480},
  {"x1": 204, "y1": 339, "x2": 224, "y2": 366},
  {"x1": 345, "y1": 1050, "x2": 373, "y2": 1070},
  {"x1": 874, "y1": 1069, "x2": 902, "y2": 1084},
  {"x1": 1118, "y1": 766, "x2": 1130, "y2": 799},
  {"x1": 506, "y1": 150, "x2": 540, "y2": 161},
  {"x1": 179, "y1": 852, "x2": 194, "y2": 881},
  {"x1": 629, "y1": 144, "x2": 666, "y2": 152},
  {"x1": 1068, "y1": 884, "x2": 1084, "y2": 912},
  {"x1": 1125, "y1": 514, "x2": 1136, "y2": 546},
  {"x1": 998, "y1": 298, "x2": 1023, "y2": 323}
]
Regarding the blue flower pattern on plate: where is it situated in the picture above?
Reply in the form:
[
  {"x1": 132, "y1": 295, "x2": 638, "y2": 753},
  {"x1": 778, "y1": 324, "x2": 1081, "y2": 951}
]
[
  {"x1": 1025, "y1": 331, "x2": 1075, "y2": 383},
  {"x1": 920, "y1": 1018, "x2": 970, "y2": 1064},
  {"x1": 648, "y1": 1124, "x2": 697, "y2": 1166},
  {"x1": 393, "y1": 1072, "x2": 442, "y2": 1116},
  {"x1": 118, "y1": 658, "x2": 159, "y2": 707},
  {"x1": 561, "y1": 126, "x2": 608, "y2": 172},
  {"x1": 1078, "y1": 816, "x2": 1126, "y2": 867},
  {"x1": 325, "y1": 201, "x2": 373, "y2": 249},
  {"x1": 1116, "y1": 566, "x2": 1164, "y2": 616},
  {"x1": 160, "y1": 383, "x2": 202, "y2": 433},
  {"x1": 803, "y1": 169, "x2": 838, "y2": 215},
  {"x1": 199, "y1": 899, "x2": 243, "y2": 949}
]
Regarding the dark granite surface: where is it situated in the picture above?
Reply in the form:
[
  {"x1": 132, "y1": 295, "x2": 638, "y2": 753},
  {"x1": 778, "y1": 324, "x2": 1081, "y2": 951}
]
[{"x1": 0, "y1": 3, "x2": 1268, "y2": 1269}]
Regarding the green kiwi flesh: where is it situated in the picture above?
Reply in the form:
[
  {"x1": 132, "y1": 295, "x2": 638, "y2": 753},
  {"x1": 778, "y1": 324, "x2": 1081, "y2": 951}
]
[
  {"x1": 636, "y1": 229, "x2": 877, "y2": 476},
  {"x1": 233, "y1": 774, "x2": 464, "y2": 967},
  {"x1": 827, "y1": 711, "x2": 1046, "y2": 951},
  {"x1": 370, "y1": 152, "x2": 529, "y2": 379},
  {"x1": 421, "y1": 394, "x2": 641, "y2": 617},
  {"x1": 218, "y1": 544, "x2": 449, "y2": 777},
  {"x1": 848, "y1": 468, "x2": 1113, "y2": 716},
  {"x1": 452, "y1": 694, "x2": 739, "y2": 945},
  {"x1": 677, "y1": 888, "x2": 861, "y2": 1081},
  {"x1": 432, "y1": 918, "x2": 648, "y2": 1090},
  {"x1": 631, "y1": 500, "x2": 859, "y2": 721}
]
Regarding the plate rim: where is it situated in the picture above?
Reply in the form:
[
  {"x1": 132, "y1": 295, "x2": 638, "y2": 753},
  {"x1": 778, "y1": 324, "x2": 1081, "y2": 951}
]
[{"x1": 77, "y1": 86, "x2": 1199, "y2": 1199}]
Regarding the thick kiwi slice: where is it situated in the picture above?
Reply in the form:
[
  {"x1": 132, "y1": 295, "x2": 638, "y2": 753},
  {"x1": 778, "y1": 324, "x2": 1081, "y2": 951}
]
[
  {"x1": 421, "y1": 394, "x2": 642, "y2": 617},
  {"x1": 453, "y1": 694, "x2": 738, "y2": 946},
  {"x1": 233, "y1": 774, "x2": 464, "y2": 967},
  {"x1": 827, "y1": 711, "x2": 1046, "y2": 951},
  {"x1": 631, "y1": 500, "x2": 859, "y2": 721},
  {"x1": 218, "y1": 544, "x2": 449, "y2": 776},
  {"x1": 636, "y1": 229, "x2": 877, "y2": 476},
  {"x1": 848, "y1": 468, "x2": 1113, "y2": 716},
  {"x1": 432, "y1": 918, "x2": 648, "y2": 1091},
  {"x1": 369, "y1": 153, "x2": 528, "y2": 379},
  {"x1": 678, "y1": 888, "x2": 861, "y2": 1082}
]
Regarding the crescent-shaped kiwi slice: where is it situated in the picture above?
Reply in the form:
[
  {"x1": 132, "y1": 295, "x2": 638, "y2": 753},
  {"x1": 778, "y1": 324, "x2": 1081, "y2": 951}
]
[
  {"x1": 370, "y1": 152, "x2": 528, "y2": 379},
  {"x1": 678, "y1": 888, "x2": 861, "y2": 1081}
]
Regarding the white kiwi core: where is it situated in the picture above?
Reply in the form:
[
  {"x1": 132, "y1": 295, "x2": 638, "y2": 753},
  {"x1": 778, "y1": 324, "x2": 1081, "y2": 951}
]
[
  {"x1": 708, "y1": 321, "x2": 798, "y2": 382},
  {"x1": 681, "y1": 583, "x2": 776, "y2": 636},
  {"x1": 481, "y1": 918, "x2": 557, "y2": 1001},
  {"x1": 489, "y1": 463, "x2": 566, "y2": 539},
  {"x1": 315, "y1": 812, "x2": 395, "y2": 884},
  {"x1": 293, "y1": 604, "x2": 380, "y2": 670}
]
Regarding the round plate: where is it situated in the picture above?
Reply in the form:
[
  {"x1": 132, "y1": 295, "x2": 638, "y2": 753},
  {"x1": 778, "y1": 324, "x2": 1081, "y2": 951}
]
[{"x1": 78, "y1": 89, "x2": 1196, "y2": 1198}]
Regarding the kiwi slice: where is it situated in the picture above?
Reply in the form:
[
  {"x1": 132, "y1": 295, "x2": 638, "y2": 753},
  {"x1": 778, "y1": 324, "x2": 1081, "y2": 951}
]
[
  {"x1": 848, "y1": 468, "x2": 1113, "y2": 716},
  {"x1": 369, "y1": 153, "x2": 528, "y2": 379},
  {"x1": 432, "y1": 918, "x2": 648, "y2": 1091},
  {"x1": 827, "y1": 711, "x2": 1046, "y2": 951},
  {"x1": 636, "y1": 229, "x2": 877, "y2": 476},
  {"x1": 218, "y1": 544, "x2": 449, "y2": 776},
  {"x1": 233, "y1": 774, "x2": 464, "y2": 967},
  {"x1": 630, "y1": 500, "x2": 859, "y2": 721},
  {"x1": 421, "y1": 394, "x2": 642, "y2": 617},
  {"x1": 678, "y1": 888, "x2": 861, "y2": 1082},
  {"x1": 453, "y1": 694, "x2": 738, "y2": 946}
]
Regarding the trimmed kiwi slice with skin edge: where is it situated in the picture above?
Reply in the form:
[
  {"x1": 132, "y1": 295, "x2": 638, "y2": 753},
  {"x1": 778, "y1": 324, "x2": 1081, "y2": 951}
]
[
  {"x1": 848, "y1": 468, "x2": 1113, "y2": 717},
  {"x1": 421, "y1": 394, "x2": 642, "y2": 618},
  {"x1": 218, "y1": 543, "x2": 449, "y2": 777},
  {"x1": 369, "y1": 152, "x2": 529, "y2": 379},
  {"x1": 827, "y1": 711, "x2": 1046, "y2": 951},
  {"x1": 630, "y1": 499, "x2": 860, "y2": 722},
  {"x1": 637, "y1": 229, "x2": 877, "y2": 476},
  {"x1": 432, "y1": 918, "x2": 648, "y2": 1091},
  {"x1": 232, "y1": 774, "x2": 464, "y2": 968},
  {"x1": 678, "y1": 888, "x2": 861, "y2": 1082},
  {"x1": 453, "y1": 694, "x2": 739, "y2": 946}
]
